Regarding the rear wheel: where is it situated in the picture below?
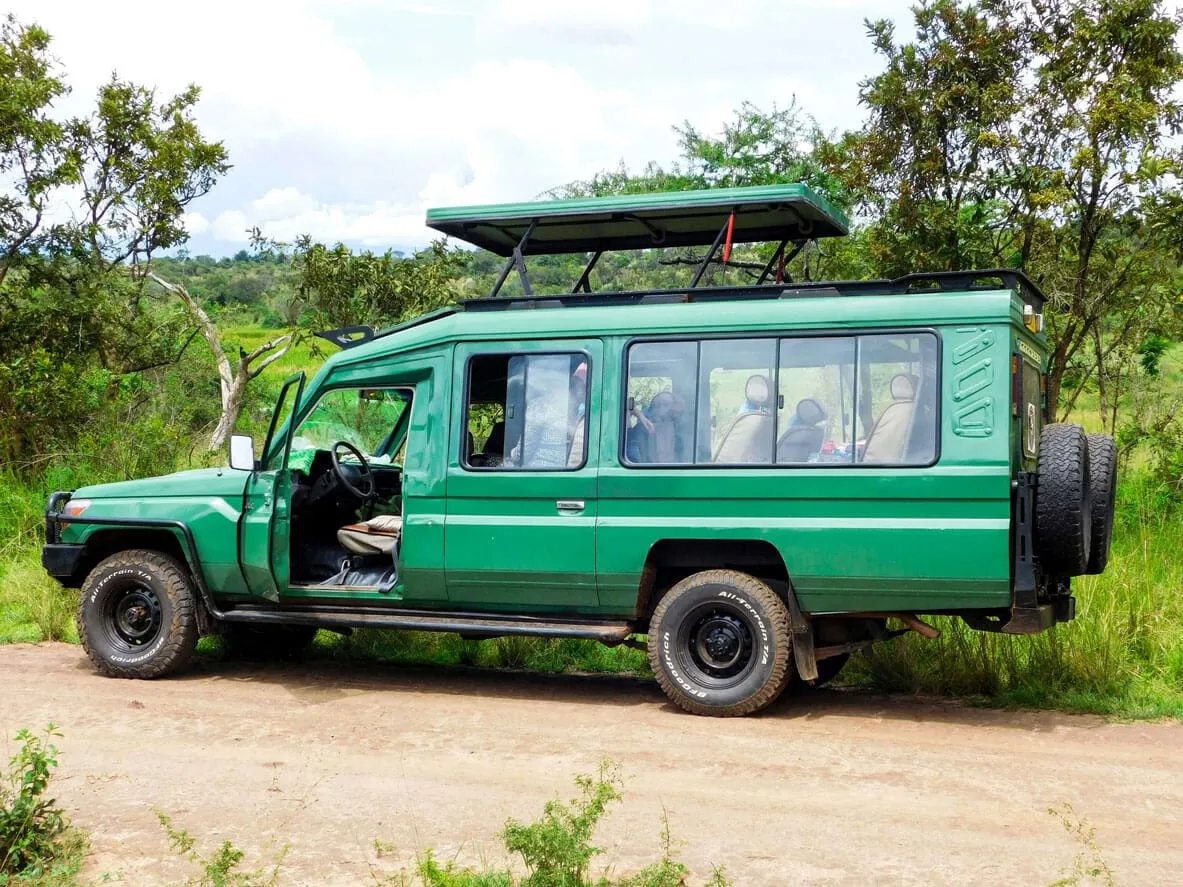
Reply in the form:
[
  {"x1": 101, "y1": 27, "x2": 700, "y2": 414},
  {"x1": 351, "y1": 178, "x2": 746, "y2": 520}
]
[
  {"x1": 1085, "y1": 433, "x2": 1117, "y2": 575},
  {"x1": 78, "y1": 549, "x2": 198, "y2": 679},
  {"x1": 648, "y1": 570, "x2": 792, "y2": 717},
  {"x1": 1035, "y1": 423, "x2": 1093, "y2": 576}
]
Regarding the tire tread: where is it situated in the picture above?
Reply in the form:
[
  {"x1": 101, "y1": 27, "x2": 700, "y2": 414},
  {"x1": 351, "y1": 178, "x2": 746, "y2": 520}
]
[{"x1": 647, "y1": 569, "x2": 791, "y2": 717}]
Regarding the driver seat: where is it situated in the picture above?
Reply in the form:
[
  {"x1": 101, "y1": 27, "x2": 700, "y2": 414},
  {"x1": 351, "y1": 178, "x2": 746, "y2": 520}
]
[{"x1": 337, "y1": 514, "x2": 403, "y2": 556}]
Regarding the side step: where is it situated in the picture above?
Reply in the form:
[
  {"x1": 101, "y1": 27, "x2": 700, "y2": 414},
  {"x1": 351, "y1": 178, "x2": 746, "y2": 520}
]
[{"x1": 218, "y1": 604, "x2": 634, "y2": 645}]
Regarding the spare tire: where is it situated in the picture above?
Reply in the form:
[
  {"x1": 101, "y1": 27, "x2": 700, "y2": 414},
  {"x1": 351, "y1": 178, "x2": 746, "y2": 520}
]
[
  {"x1": 1035, "y1": 423, "x2": 1093, "y2": 577},
  {"x1": 1085, "y1": 433, "x2": 1117, "y2": 575}
]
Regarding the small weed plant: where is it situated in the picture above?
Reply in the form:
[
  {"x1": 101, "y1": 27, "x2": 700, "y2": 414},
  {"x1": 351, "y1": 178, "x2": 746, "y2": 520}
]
[
  {"x1": 0, "y1": 725, "x2": 85, "y2": 885},
  {"x1": 391, "y1": 762, "x2": 722, "y2": 887},
  {"x1": 158, "y1": 812, "x2": 286, "y2": 887},
  {"x1": 1047, "y1": 804, "x2": 1115, "y2": 887}
]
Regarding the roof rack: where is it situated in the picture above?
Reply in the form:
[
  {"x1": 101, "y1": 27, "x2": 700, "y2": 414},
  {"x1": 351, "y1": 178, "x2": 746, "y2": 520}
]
[
  {"x1": 427, "y1": 184, "x2": 850, "y2": 299},
  {"x1": 461, "y1": 268, "x2": 1047, "y2": 313}
]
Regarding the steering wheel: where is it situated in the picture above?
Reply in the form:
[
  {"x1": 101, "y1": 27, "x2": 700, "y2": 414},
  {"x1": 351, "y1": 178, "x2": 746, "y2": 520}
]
[{"x1": 330, "y1": 440, "x2": 375, "y2": 500}]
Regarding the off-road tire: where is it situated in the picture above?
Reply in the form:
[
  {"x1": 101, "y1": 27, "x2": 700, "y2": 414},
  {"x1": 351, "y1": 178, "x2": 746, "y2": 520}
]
[
  {"x1": 78, "y1": 549, "x2": 199, "y2": 679},
  {"x1": 648, "y1": 569, "x2": 792, "y2": 717},
  {"x1": 1085, "y1": 433, "x2": 1118, "y2": 575},
  {"x1": 222, "y1": 623, "x2": 318, "y2": 660},
  {"x1": 1035, "y1": 423, "x2": 1093, "y2": 577}
]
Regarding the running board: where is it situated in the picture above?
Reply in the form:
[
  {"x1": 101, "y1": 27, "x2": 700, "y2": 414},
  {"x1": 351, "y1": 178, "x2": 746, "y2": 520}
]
[{"x1": 219, "y1": 605, "x2": 634, "y2": 644}]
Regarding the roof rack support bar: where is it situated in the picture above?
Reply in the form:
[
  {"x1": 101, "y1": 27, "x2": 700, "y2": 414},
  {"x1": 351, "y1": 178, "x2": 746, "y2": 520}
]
[
  {"x1": 487, "y1": 220, "x2": 538, "y2": 299},
  {"x1": 572, "y1": 250, "x2": 602, "y2": 293},
  {"x1": 689, "y1": 218, "x2": 731, "y2": 289},
  {"x1": 757, "y1": 239, "x2": 789, "y2": 285},
  {"x1": 757, "y1": 240, "x2": 807, "y2": 285}
]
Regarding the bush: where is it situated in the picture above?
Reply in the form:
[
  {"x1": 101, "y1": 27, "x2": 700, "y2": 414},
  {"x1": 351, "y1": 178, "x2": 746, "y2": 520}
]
[{"x1": 0, "y1": 725, "x2": 84, "y2": 883}]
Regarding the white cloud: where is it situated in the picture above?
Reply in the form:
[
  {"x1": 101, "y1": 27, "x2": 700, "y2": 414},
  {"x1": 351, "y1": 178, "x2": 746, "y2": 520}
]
[
  {"x1": 182, "y1": 212, "x2": 210, "y2": 236},
  {"x1": 211, "y1": 210, "x2": 251, "y2": 244},
  {"x1": 9, "y1": 0, "x2": 929, "y2": 254}
]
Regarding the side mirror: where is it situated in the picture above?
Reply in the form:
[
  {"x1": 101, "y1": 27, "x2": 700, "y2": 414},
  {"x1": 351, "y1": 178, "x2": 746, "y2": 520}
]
[{"x1": 229, "y1": 434, "x2": 256, "y2": 471}]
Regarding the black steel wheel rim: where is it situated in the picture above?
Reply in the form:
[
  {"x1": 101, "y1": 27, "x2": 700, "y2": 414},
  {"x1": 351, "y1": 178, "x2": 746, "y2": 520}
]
[
  {"x1": 104, "y1": 585, "x2": 163, "y2": 650},
  {"x1": 675, "y1": 601, "x2": 759, "y2": 689}
]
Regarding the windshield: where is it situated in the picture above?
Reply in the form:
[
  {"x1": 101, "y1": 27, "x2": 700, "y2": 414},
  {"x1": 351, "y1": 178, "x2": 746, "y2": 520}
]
[{"x1": 288, "y1": 388, "x2": 412, "y2": 470}]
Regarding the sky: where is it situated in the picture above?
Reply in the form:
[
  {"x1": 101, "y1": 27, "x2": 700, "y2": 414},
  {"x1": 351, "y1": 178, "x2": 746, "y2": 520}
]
[{"x1": 15, "y1": 0, "x2": 917, "y2": 256}]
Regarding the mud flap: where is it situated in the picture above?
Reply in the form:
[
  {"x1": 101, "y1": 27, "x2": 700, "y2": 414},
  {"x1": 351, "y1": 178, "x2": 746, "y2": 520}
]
[{"x1": 785, "y1": 586, "x2": 817, "y2": 682}]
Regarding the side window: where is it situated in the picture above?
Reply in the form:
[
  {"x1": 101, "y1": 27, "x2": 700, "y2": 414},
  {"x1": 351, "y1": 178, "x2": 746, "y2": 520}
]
[
  {"x1": 701, "y1": 338, "x2": 776, "y2": 464},
  {"x1": 623, "y1": 332, "x2": 939, "y2": 468},
  {"x1": 777, "y1": 337, "x2": 857, "y2": 463},
  {"x1": 855, "y1": 333, "x2": 938, "y2": 465},
  {"x1": 624, "y1": 342, "x2": 696, "y2": 465},
  {"x1": 464, "y1": 352, "x2": 590, "y2": 471}
]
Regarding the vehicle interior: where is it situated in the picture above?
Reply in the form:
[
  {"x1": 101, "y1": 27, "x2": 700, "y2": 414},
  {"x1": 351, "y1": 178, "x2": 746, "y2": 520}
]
[{"x1": 285, "y1": 387, "x2": 413, "y2": 591}]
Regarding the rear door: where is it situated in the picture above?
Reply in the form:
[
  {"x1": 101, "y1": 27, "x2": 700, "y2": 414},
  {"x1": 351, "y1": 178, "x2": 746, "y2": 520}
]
[{"x1": 445, "y1": 339, "x2": 602, "y2": 610}]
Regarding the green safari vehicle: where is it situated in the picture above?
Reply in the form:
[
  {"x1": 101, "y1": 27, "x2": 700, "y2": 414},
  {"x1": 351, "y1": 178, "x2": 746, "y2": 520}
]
[{"x1": 42, "y1": 184, "x2": 1116, "y2": 717}]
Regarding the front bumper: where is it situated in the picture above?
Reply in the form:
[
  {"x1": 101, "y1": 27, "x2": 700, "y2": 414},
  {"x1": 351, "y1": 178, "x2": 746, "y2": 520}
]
[{"x1": 41, "y1": 543, "x2": 86, "y2": 580}]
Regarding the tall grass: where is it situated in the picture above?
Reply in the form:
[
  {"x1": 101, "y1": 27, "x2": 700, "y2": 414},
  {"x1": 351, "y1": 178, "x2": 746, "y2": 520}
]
[{"x1": 850, "y1": 474, "x2": 1183, "y2": 718}]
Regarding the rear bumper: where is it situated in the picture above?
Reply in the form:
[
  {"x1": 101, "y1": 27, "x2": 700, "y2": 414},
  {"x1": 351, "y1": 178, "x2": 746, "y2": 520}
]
[{"x1": 41, "y1": 543, "x2": 85, "y2": 581}]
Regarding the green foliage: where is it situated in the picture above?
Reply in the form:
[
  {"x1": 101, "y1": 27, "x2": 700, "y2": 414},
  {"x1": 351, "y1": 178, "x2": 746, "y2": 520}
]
[
  {"x1": 388, "y1": 765, "x2": 724, "y2": 887},
  {"x1": 851, "y1": 0, "x2": 1183, "y2": 421},
  {"x1": 500, "y1": 762, "x2": 622, "y2": 887},
  {"x1": 0, "y1": 13, "x2": 228, "y2": 464},
  {"x1": 158, "y1": 812, "x2": 285, "y2": 887},
  {"x1": 0, "y1": 725, "x2": 85, "y2": 884},
  {"x1": 291, "y1": 239, "x2": 466, "y2": 330}
]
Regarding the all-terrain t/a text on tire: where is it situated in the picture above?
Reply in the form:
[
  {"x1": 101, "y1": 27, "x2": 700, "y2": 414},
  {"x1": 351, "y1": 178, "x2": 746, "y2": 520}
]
[
  {"x1": 78, "y1": 549, "x2": 199, "y2": 679},
  {"x1": 648, "y1": 569, "x2": 792, "y2": 717}
]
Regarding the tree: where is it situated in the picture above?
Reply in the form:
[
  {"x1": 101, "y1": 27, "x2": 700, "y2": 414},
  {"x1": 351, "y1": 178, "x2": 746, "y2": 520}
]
[
  {"x1": 145, "y1": 273, "x2": 297, "y2": 450},
  {"x1": 851, "y1": 0, "x2": 1183, "y2": 423},
  {"x1": 291, "y1": 238, "x2": 464, "y2": 330},
  {"x1": 0, "y1": 15, "x2": 229, "y2": 462}
]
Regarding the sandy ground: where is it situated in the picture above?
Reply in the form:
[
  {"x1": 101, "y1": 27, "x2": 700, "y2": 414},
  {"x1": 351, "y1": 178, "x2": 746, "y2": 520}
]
[{"x1": 0, "y1": 643, "x2": 1180, "y2": 886}]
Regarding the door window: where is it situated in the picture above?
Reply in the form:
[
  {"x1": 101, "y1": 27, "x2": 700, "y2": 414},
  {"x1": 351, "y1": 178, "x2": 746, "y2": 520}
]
[{"x1": 464, "y1": 352, "x2": 590, "y2": 471}]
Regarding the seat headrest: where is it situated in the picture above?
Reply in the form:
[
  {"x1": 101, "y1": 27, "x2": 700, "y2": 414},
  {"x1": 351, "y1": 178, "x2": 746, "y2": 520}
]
[
  {"x1": 745, "y1": 374, "x2": 770, "y2": 406},
  {"x1": 795, "y1": 398, "x2": 826, "y2": 425},
  {"x1": 890, "y1": 374, "x2": 916, "y2": 401}
]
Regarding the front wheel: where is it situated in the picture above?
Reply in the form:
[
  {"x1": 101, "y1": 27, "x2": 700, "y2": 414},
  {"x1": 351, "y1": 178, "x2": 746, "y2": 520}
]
[
  {"x1": 648, "y1": 570, "x2": 792, "y2": 717},
  {"x1": 78, "y1": 550, "x2": 199, "y2": 679}
]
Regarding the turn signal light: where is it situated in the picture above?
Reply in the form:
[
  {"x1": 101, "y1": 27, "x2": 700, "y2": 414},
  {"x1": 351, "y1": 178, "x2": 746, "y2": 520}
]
[{"x1": 62, "y1": 499, "x2": 91, "y2": 517}]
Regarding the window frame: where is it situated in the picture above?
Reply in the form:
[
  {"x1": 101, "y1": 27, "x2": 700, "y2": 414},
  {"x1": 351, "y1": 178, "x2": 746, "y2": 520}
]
[
  {"x1": 460, "y1": 348, "x2": 595, "y2": 473},
  {"x1": 618, "y1": 328, "x2": 943, "y2": 470},
  {"x1": 287, "y1": 383, "x2": 416, "y2": 461}
]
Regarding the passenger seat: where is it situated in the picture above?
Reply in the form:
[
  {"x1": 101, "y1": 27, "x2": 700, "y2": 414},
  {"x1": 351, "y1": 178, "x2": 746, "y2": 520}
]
[
  {"x1": 861, "y1": 374, "x2": 916, "y2": 463},
  {"x1": 713, "y1": 375, "x2": 774, "y2": 463}
]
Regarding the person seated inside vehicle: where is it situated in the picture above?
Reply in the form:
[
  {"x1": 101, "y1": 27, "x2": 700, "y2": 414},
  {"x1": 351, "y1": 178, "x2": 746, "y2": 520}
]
[
  {"x1": 861, "y1": 373, "x2": 918, "y2": 463},
  {"x1": 627, "y1": 391, "x2": 686, "y2": 463},
  {"x1": 777, "y1": 397, "x2": 827, "y2": 463},
  {"x1": 713, "y1": 374, "x2": 774, "y2": 463}
]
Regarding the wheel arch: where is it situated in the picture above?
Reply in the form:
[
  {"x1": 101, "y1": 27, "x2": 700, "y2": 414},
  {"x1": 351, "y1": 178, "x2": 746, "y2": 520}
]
[
  {"x1": 77, "y1": 527, "x2": 190, "y2": 582},
  {"x1": 634, "y1": 537, "x2": 790, "y2": 625}
]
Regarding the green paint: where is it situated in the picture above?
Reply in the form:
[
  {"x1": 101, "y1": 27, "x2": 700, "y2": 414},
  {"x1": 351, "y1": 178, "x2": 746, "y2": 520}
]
[{"x1": 46, "y1": 189, "x2": 1060, "y2": 634}]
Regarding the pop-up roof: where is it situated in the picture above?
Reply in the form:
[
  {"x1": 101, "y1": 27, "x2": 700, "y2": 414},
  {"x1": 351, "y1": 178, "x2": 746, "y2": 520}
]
[{"x1": 425, "y1": 183, "x2": 850, "y2": 256}]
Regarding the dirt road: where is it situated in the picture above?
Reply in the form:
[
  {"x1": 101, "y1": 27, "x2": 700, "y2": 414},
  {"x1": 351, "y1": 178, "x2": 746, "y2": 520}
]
[{"x1": 1, "y1": 643, "x2": 1180, "y2": 885}]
